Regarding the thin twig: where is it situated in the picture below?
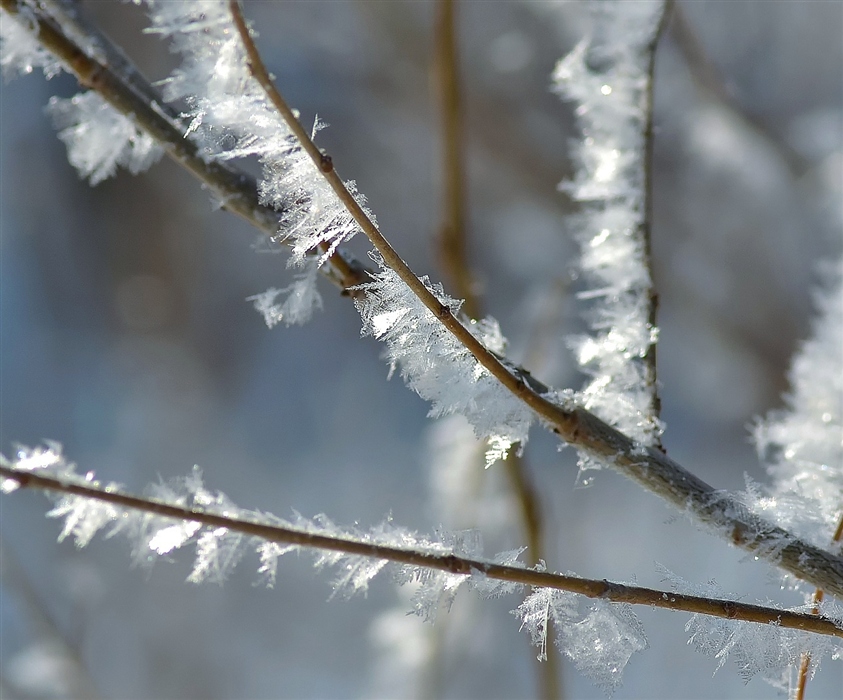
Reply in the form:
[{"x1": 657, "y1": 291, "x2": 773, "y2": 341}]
[
  {"x1": 0, "y1": 538, "x2": 102, "y2": 699},
  {"x1": 795, "y1": 513, "x2": 843, "y2": 700},
  {"x1": 433, "y1": 0, "x2": 477, "y2": 321},
  {"x1": 3, "y1": 464, "x2": 842, "y2": 639},
  {"x1": 641, "y1": 6, "x2": 670, "y2": 449},
  {"x1": 6, "y1": 0, "x2": 843, "y2": 600}
]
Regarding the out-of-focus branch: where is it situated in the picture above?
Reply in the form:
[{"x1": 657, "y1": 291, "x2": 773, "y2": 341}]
[
  {"x1": 433, "y1": 0, "x2": 478, "y2": 321},
  {"x1": 0, "y1": 539, "x2": 102, "y2": 699},
  {"x1": 4, "y1": 463, "x2": 842, "y2": 639},
  {"x1": 668, "y1": 0, "x2": 811, "y2": 177},
  {"x1": 796, "y1": 513, "x2": 843, "y2": 700}
]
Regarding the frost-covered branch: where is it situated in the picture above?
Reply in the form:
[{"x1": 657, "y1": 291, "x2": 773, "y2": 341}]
[
  {"x1": 4, "y1": 0, "x2": 843, "y2": 601},
  {"x1": 0, "y1": 0, "x2": 368, "y2": 294},
  {"x1": 2, "y1": 456, "x2": 842, "y2": 642},
  {"x1": 553, "y1": 0, "x2": 666, "y2": 451}
]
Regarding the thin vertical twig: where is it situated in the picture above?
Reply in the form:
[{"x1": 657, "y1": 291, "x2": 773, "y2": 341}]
[
  {"x1": 641, "y1": 5, "x2": 670, "y2": 451},
  {"x1": 433, "y1": 0, "x2": 477, "y2": 321},
  {"x1": 795, "y1": 512, "x2": 843, "y2": 700}
]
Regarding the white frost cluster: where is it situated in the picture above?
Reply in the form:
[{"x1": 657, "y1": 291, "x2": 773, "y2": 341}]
[
  {"x1": 0, "y1": 5, "x2": 63, "y2": 79},
  {"x1": 552, "y1": 0, "x2": 665, "y2": 449},
  {"x1": 658, "y1": 565, "x2": 843, "y2": 685},
  {"x1": 355, "y1": 258, "x2": 534, "y2": 465},
  {"x1": 140, "y1": 0, "x2": 374, "y2": 322},
  {"x1": 513, "y1": 582, "x2": 648, "y2": 694},
  {"x1": 751, "y1": 257, "x2": 843, "y2": 548},
  {"x1": 47, "y1": 92, "x2": 163, "y2": 185},
  {"x1": 247, "y1": 256, "x2": 323, "y2": 328},
  {"x1": 1, "y1": 7, "x2": 162, "y2": 183}
]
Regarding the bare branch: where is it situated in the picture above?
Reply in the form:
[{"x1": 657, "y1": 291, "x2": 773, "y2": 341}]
[{"x1": 433, "y1": 0, "x2": 478, "y2": 321}]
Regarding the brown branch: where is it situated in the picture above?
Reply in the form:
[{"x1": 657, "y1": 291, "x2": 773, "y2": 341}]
[
  {"x1": 232, "y1": 0, "x2": 843, "y2": 598},
  {"x1": 4, "y1": 463, "x2": 842, "y2": 640},
  {"x1": 641, "y1": 6, "x2": 670, "y2": 449},
  {"x1": 431, "y1": 3, "x2": 556, "y2": 693},
  {"x1": 433, "y1": 0, "x2": 557, "y2": 685},
  {"x1": 796, "y1": 512, "x2": 843, "y2": 700},
  {"x1": 433, "y1": 0, "x2": 478, "y2": 321},
  {"x1": 5, "y1": 0, "x2": 843, "y2": 601}
]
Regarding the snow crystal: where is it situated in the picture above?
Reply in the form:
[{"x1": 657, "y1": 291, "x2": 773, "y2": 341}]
[
  {"x1": 658, "y1": 564, "x2": 843, "y2": 683},
  {"x1": 0, "y1": 6, "x2": 63, "y2": 79},
  {"x1": 752, "y1": 257, "x2": 843, "y2": 545},
  {"x1": 513, "y1": 583, "x2": 648, "y2": 693},
  {"x1": 141, "y1": 0, "x2": 372, "y2": 270},
  {"x1": 248, "y1": 256, "x2": 323, "y2": 327},
  {"x1": 355, "y1": 257, "x2": 534, "y2": 464},
  {"x1": 46, "y1": 92, "x2": 163, "y2": 185}
]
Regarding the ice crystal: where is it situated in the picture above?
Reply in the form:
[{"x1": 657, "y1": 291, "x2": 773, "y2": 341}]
[
  {"x1": 248, "y1": 256, "x2": 323, "y2": 327},
  {"x1": 0, "y1": 6, "x2": 63, "y2": 79},
  {"x1": 552, "y1": 0, "x2": 665, "y2": 449},
  {"x1": 141, "y1": 0, "x2": 373, "y2": 269},
  {"x1": 355, "y1": 258, "x2": 534, "y2": 464},
  {"x1": 658, "y1": 564, "x2": 843, "y2": 683},
  {"x1": 513, "y1": 582, "x2": 647, "y2": 693},
  {"x1": 46, "y1": 92, "x2": 163, "y2": 185},
  {"x1": 752, "y1": 257, "x2": 843, "y2": 546}
]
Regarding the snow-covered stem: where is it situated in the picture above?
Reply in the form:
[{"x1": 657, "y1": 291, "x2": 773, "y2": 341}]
[
  {"x1": 7, "y1": 0, "x2": 842, "y2": 600},
  {"x1": 3, "y1": 462, "x2": 842, "y2": 640}
]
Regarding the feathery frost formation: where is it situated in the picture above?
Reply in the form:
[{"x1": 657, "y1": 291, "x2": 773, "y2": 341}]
[
  {"x1": 3, "y1": 443, "x2": 662, "y2": 692},
  {"x1": 355, "y1": 258, "x2": 534, "y2": 466},
  {"x1": 0, "y1": 0, "x2": 373, "y2": 324},
  {"x1": 0, "y1": 4, "x2": 61, "y2": 78},
  {"x1": 140, "y1": 0, "x2": 371, "y2": 319},
  {"x1": 552, "y1": 0, "x2": 664, "y2": 452},
  {"x1": 658, "y1": 565, "x2": 843, "y2": 688},
  {"x1": 1, "y1": 4, "x2": 162, "y2": 182},
  {"x1": 514, "y1": 584, "x2": 648, "y2": 693},
  {"x1": 750, "y1": 257, "x2": 843, "y2": 550},
  {"x1": 47, "y1": 92, "x2": 163, "y2": 185}
]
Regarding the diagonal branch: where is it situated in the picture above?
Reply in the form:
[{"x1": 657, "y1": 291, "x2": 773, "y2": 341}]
[
  {"x1": 5, "y1": 0, "x2": 843, "y2": 599},
  {"x1": 3, "y1": 463, "x2": 842, "y2": 640}
]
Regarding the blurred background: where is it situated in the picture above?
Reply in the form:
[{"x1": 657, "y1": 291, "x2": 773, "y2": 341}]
[{"x1": 1, "y1": 1, "x2": 841, "y2": 698}]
